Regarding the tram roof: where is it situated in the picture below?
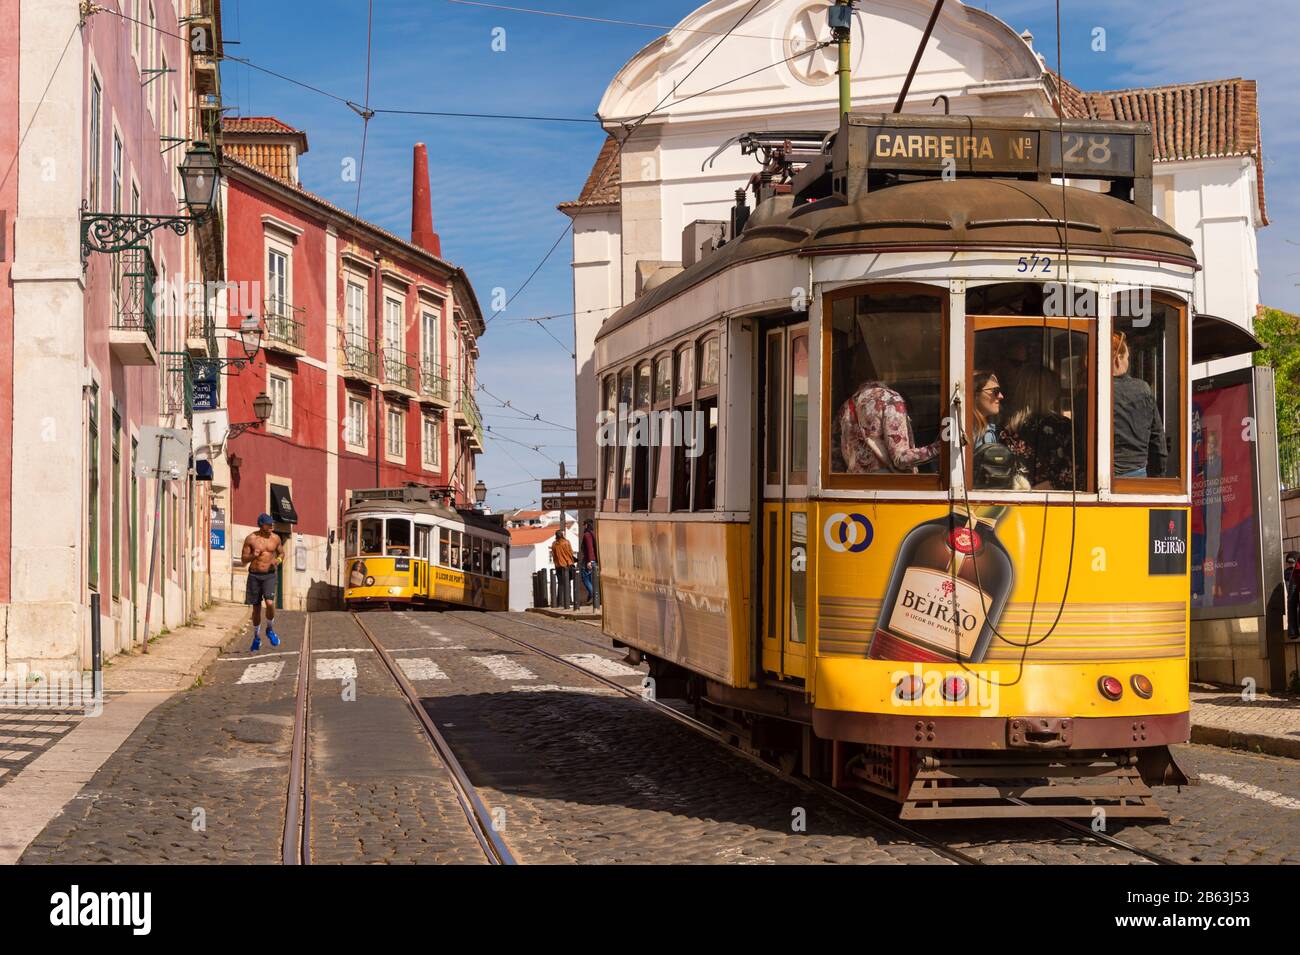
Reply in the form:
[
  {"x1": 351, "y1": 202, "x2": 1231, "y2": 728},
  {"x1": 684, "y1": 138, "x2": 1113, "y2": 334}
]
[
  {"x1": 343, "y1": 499, "x2": 508, "y2": 536},
  {"x1": 595, "y1": 177, "x2": 1196, "y2": 343}
]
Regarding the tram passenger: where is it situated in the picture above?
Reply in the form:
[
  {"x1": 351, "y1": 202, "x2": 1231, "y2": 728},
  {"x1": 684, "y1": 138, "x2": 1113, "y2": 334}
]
[
  {"x1": 972, "y1": 372, "x2": 1003, "y2": 448},
  {"x1": 1111, "y1": 331, "x2": 1167, "y2": 478},
  {"x1": 834, "y1": 380, "x2": 941, "y2": 474},
  {"x1": 997, "y1": 365, "x2": 1078, "y2": 490}
]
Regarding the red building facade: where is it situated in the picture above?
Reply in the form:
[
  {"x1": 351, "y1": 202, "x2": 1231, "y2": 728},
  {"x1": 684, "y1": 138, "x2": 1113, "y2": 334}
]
[{"x1": 212, "y1": 121, "x2": 484, "y2": 609}]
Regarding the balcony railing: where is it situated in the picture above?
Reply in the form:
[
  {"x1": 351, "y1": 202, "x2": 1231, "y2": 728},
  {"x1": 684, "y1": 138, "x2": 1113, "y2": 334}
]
[
  {"x1": 420, "y1": 361, "x2": 450, "y2": 404},
  {"x1": 113, "y1": 246, "x2": 157, "y2": 344},
  {"x1": 264, "y1": 298, "x2": 306, "y2": 353},
  {"x1": 382, "y1": 345, "x2": 418, "y2": 394},
  {"x1": 1282, "y1": 430, "x2": 1300, "y2": 492},
  {"x1": 460, "y1": 384, "x2": 484, "y2": 446},
  {"x1": 340, "y1": 335, "x2": 379, "y2": 381}
]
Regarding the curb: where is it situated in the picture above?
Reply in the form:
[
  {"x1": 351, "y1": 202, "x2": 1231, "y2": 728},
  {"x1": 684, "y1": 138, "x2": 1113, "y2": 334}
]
[
  {"x1": 183, "y1": 609, "x2": 251, "y2": 688},
  {"x1": 525, "y1": 607, "x2": 603, "y2": 627},
  {"x1": 1190, "y1": 723, "x2": 1300, "y2": 760}
]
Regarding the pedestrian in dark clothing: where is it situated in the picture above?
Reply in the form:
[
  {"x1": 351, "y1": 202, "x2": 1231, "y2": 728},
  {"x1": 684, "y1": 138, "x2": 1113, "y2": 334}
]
[
  {"x1": 579, "y1": 520, "x2": 599, "y2": 607},
  {"x1": 1286, "y1": 552, "x2": 1299, "y2": 639},
  {"x1": 1112, "y1": 331, "x2": 1167, "y2": 478},
  {"x1": 551, "y1": 530, "x2": 575, "y2": 609}
]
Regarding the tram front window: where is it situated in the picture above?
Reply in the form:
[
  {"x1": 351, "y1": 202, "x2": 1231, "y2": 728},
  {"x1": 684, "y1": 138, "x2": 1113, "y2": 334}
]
[
  {"x1": 970, "y1": 321, "x2": 1091, "y2": 491},
  {"x1": 386, "y1": 518, "x2": 412, "y2": 556},
  {"x1": 828, "y1": 288, "x2": 944, "y2": 483},
  {"x1": 359, "y1": 518, "x2": 383, "y2": 556},
  {"x1": 1113, "y1": 295, "x2": 1182, "y2": 487},
  {"x1": 344, "y1": 520, "x2": 358, "y2": 558}
]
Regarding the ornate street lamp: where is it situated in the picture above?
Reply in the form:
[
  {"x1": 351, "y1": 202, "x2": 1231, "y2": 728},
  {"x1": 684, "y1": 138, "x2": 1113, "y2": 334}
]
[
  {"x1": 81, "y1": 141, "x2": 222, "y2": 264},
  {"x1": 228, "y1": 390, "x2": 274, "y2": 439},
  {"x1": 238, "y1": 314, "x2": 263, "y2": 362},
  {"x1": 474, "y1": 480, "x2": 488, "y2": 506}
]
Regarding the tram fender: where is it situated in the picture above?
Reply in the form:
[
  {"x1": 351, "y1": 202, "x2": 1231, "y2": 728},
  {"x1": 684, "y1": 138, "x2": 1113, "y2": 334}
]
[{"x1": 1136, "y1": 744, "x2": 1197, "y2": 787}]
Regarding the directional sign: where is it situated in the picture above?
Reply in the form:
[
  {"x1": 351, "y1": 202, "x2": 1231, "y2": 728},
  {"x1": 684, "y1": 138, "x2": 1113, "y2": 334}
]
[
  {"x1": 540, "y1": 478, "x2": 596, "y2": 494},
  {"x1": 543, "y1": 495, "x2": 596, "y2": 511},
  {"x1": 192, "y1": 359, "x2": 219, "y2": 412},
  {"x1": 136, "y1": 427, "x2": 192, "y2": 481}
]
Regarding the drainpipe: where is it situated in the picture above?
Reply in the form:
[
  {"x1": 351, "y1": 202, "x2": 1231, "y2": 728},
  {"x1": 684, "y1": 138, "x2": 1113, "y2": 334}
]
[{"x1": 373, "y1": 248, "x2": 382, "y2": 486}]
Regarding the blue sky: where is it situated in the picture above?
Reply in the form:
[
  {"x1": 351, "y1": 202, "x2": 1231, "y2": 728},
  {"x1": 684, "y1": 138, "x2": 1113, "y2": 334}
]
[{"x1": 220, "y1": 0, "x2": 1298, "y2": 510}]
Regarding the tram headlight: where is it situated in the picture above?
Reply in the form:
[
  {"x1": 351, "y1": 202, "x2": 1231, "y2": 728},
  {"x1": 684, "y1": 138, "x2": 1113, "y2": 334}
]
[
  {"x1": 940, "y1": 676, "x2": 968, "y2": 702},
  {"x1": 1098, "y1": 675, "x2": 1124, "y2": 701},
  {"x1": 1131, "y1": 674, "x2": 1153, "y2": 699}
]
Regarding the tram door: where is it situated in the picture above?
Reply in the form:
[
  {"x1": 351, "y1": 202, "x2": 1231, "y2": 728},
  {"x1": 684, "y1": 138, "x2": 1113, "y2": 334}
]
[{"x1": 760, "y1": 322, "x2": 810, "y2": 680}]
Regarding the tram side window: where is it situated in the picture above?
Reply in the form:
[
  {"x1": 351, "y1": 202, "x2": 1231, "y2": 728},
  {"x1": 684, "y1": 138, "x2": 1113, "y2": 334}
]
[
  {"x1": 652, "y1": 355, "x2": 673, "y2": 510},
  {"x1": 360, "y1": 518, "x2": 383, "y2": 556},
  {"x1": 416, "y1": 525, "x2": 431, "y2": 561},
  {"x1": 344, "y1": 520, "x2": 358, "y2": 558},
  {"x1": 449, "y1": 529, "x2": 461, "y2": 569},
  {"x1": 601, "y1": 376, "x2": 617, "y2": 509},
  {"x1": 472, "y1": 537, "x2": 483, "y2": 575},
  {"x1": 439, "y1": 531, "x2": 450, "y2": 566},
  {"x1": 829, "y1": 289, "x2": 944, "y2": 484},
  {"x1": 617, "y1": 369, "x2": 633, "y2": 507},
  {"x1": 671, "y1": 345, "x2": 694, "y2": 511},
  {"x1": 1113, "y1": 294, "x2": 1182, "y2": 485},
  {"x1": 386, "y1": 518, "x2": 412, "y2": 556},
  {"x1": 632, "y1": 362, "x2": 652, "y2": 511},
  {"x1": 693, "y1": 336, "x2": 720, "y2": 511}
]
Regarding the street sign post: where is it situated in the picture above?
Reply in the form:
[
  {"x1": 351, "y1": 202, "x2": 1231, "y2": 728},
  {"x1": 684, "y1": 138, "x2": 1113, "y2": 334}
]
[
  {"x1": 137, "y1": 427, "x2": 190, "y2": 654},
  {"x1": 542, "y1": 495, "x2": 595, "y2": 511},
  {"x1": 540, "y1": 478, "x2": 596, "y2": 494},
  {"x1": 541, "y1": 465, "x2": 597, "y2": 609}
]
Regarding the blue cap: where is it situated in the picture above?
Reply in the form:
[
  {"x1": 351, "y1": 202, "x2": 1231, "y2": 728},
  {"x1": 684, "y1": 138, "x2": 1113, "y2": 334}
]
[{"x1": 257, "y1": 513, "x2": 274, "y2": 527}]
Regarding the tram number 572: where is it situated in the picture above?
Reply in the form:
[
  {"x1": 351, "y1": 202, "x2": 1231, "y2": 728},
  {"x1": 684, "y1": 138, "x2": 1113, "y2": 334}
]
[{"x1": 1016, "y1": 254, "x2": 1052, "y2": 274}]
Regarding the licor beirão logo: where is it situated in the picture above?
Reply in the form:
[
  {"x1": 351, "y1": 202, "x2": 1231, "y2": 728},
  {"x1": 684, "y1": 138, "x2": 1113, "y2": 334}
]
[
  {"x1": 49, "y1": 885, "x2": 151, "y2": 936},
  {"x1": 824, "y1": 512, "x2": 873, "y2": 553}
]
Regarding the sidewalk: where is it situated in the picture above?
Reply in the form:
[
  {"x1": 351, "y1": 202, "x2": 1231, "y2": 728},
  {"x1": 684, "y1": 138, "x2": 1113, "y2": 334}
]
[
  {"x1": 1190, "y1": 685, "x2": 1300, "y2": 760},
  {"x1": 0, "y1": 600, "x2": 249, "y2": 864},
  {"x1": 526, "y1": 605, "x2": 602, "y2": 627}
]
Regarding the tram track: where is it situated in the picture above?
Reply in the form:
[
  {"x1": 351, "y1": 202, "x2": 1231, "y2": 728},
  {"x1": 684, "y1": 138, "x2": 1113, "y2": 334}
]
[
  {"x1": 281, "y1": 612, "x2": 516, "y2": 865},
  {"x1": 443, "y1": 611, "x2": 982, "y2": 866},
  {"x1": 451, "y1": 611, "x2": 1182, "y2": 867}
]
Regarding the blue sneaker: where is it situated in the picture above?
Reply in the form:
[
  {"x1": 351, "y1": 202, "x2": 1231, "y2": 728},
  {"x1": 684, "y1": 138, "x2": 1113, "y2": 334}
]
[
  {"x1": 250, "y1": 634, "x2": 261, "y2": 653},
  {"x1": 266, "y1": 627, "x2": 280, "y2": 648}
]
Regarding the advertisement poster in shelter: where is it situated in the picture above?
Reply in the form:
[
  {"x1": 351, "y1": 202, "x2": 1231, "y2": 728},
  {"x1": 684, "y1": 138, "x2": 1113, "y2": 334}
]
[{"x1": 1191, "y1": 372, "x2": 1263, "y2": 614}]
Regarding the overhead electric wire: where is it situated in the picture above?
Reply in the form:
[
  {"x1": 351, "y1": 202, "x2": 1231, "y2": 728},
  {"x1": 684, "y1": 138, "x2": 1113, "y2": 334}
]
[
  {"x1": 0, "y1": 21, "x2": 79, "y2": 196},
  {"x1": 353, "y1": 1, "x2": 376, "y2": 216},
  {"x1": 476, "y1": 383, "x2": 575, "y2": 430}
]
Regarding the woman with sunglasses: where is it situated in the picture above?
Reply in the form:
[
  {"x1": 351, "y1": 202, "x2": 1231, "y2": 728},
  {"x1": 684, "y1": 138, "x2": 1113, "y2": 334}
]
[{"x1": 972, "y1": 371, "x2": 1003, "y2": 448}]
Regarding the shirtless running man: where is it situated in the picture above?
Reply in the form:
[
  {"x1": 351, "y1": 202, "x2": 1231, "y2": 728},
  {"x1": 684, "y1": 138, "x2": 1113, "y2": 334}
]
[{"x1": 242, "y1": 513, "x2": 283, "y2": 651}]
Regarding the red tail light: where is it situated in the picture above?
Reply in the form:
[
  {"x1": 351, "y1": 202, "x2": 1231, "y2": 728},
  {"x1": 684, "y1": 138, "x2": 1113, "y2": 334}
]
[
  {"x1": 1098, "y1": 675, "x2": 1124, "y2": 700},
  {"x1": 1131, "y1": 674, "x2": 1153, "y2": 699},
  {"x1": 941, "y1": 675, "x2": 969, "y2": 702}
]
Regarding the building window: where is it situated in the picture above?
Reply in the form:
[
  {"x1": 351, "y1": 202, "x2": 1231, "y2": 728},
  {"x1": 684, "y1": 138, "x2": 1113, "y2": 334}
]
[
  {"x1": 131, "y1": 0, "x2": 140, "y2": 60},
  {"x1": 87, "y1": 384, "x2": 100, "y2": 591},
  {"x1": 345, "y1": 280, "x2": 366, "y2": 342},
  {"x1": 89, "y1": 74, "x2": 102, "y2": 207},
  {"x1": 268, "y1": 373, "x2": 291, "y2": 434},
  {"x1": 421, "y1": 307, "x2": 440, "y2": 374},
  {"x1": 386, "y1": 405, "x2": 405, "y2": 461},
  {"x1": 346, "y1": 394, "x2": 368, "y2": 450},
  {"x1": 112, "y1": 133, "x2": 123, "y2": 213},
  {"x1": 146, "y1": 4, "x2": 156, "y2": 108},
  {"x1": 422, "y1": 413, "x2": 441, "y2": 469},
  {"x1": 267, "y1": 246, "x2": 289, "y2": 314},
  {"x1": 384, "y1": 297, "x2": 403, "y2": 351}
]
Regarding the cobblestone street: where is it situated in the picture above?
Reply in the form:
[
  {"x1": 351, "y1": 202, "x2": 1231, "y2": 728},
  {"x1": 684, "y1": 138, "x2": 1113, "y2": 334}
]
[{"x1": 10, "y1": 611, "x2": 1299, "y2": 866}]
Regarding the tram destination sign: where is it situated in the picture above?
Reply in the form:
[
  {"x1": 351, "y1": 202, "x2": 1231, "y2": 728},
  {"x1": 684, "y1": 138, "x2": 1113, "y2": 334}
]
[
  {"x1": 840, "y1": 114, "x2": 1152, "y2": 201},
  {"x1": 540, "y1": 478, "x2": 596, "y2": 494}
]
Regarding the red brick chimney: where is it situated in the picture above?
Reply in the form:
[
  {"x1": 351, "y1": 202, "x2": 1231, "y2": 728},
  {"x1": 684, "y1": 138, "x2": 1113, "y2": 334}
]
[{"x1": 411, "y1": 143, "x2": 442, "y2": 257}]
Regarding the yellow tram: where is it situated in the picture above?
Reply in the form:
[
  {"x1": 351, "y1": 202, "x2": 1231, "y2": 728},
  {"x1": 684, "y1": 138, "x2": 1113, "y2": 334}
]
[
  {"x1": 592, "y1": 113, "x2": 1259, "y2": 818},
  {"x1": 343, "y1": 487, "x2": 509, "y2": 612}
]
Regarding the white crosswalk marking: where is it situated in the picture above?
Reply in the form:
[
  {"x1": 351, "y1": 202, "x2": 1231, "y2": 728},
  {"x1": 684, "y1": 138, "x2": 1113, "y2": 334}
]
[
  {"x1": 397, "y1": 658, "x2": 448, "y2": 681},
  {"x1": 509, "y1": 684, "x2": 622, "y2": 697},
  {"x1": 237, "y1": 661, "x2": 284, "y2": 684},
  {"x1": 315, "y1": 658, "x2": 358, "y2": 680},
  {"x1": 472, "y1": 655, "x2": 536, "y2": 681},
  {"x1": 562, "y1": 653, "x2": 641, "y2": 678},
  {"x1": 1200, "y1": 773, "x2": 1300, "y2": 810}
]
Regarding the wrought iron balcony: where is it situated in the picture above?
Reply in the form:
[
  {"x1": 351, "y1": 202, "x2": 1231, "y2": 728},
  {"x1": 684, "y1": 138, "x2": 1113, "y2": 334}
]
[
  {"x1": 263, "y1": 298, "x2": 306, "y2": 355},
  {"x1": 457, "y1": 384, "x2": 484, "y2": 450},
  {"x1": 1282, "y1": 429, "x2": 1300, "y2": 492},
  {"x1": 419, "y1": 361, "x2": 451, "y2": 405},
  {"x1": 110, "y1": 246, "x2": 158, "y2": 366},
  {"x1": 340, "y1": 335, "x2": 379, "y2": 383},
  {"x1": 161, "y1": 351, "x2": 193, "y2": 419},
  {"x1": 381, "y1": 345, "x2": 418, "y2": 396}
]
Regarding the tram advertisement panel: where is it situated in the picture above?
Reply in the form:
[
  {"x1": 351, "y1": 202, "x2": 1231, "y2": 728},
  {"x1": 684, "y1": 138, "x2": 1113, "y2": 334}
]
[
  {"x1": 817, "y1": 503, "x2": 1188, "y2": 664},
  {"x1": 1190, "y1": 373, "x2": 1263, "y2": 615}
]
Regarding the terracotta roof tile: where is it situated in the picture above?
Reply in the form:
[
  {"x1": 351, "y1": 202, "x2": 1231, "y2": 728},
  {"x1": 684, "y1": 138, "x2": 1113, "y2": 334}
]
[
  {"x1": 223, "y1": 116, "x2": 305, "y2": 135},
  {"x1": 509, "y1": 525, "x2": 568, "y2": 547},
  {"x1": 1056, "y1": 75, "x2": 1266, "y2": 225},
  {"x1": 558, "y1": 135, "x2": 621, "y2": 212}
]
